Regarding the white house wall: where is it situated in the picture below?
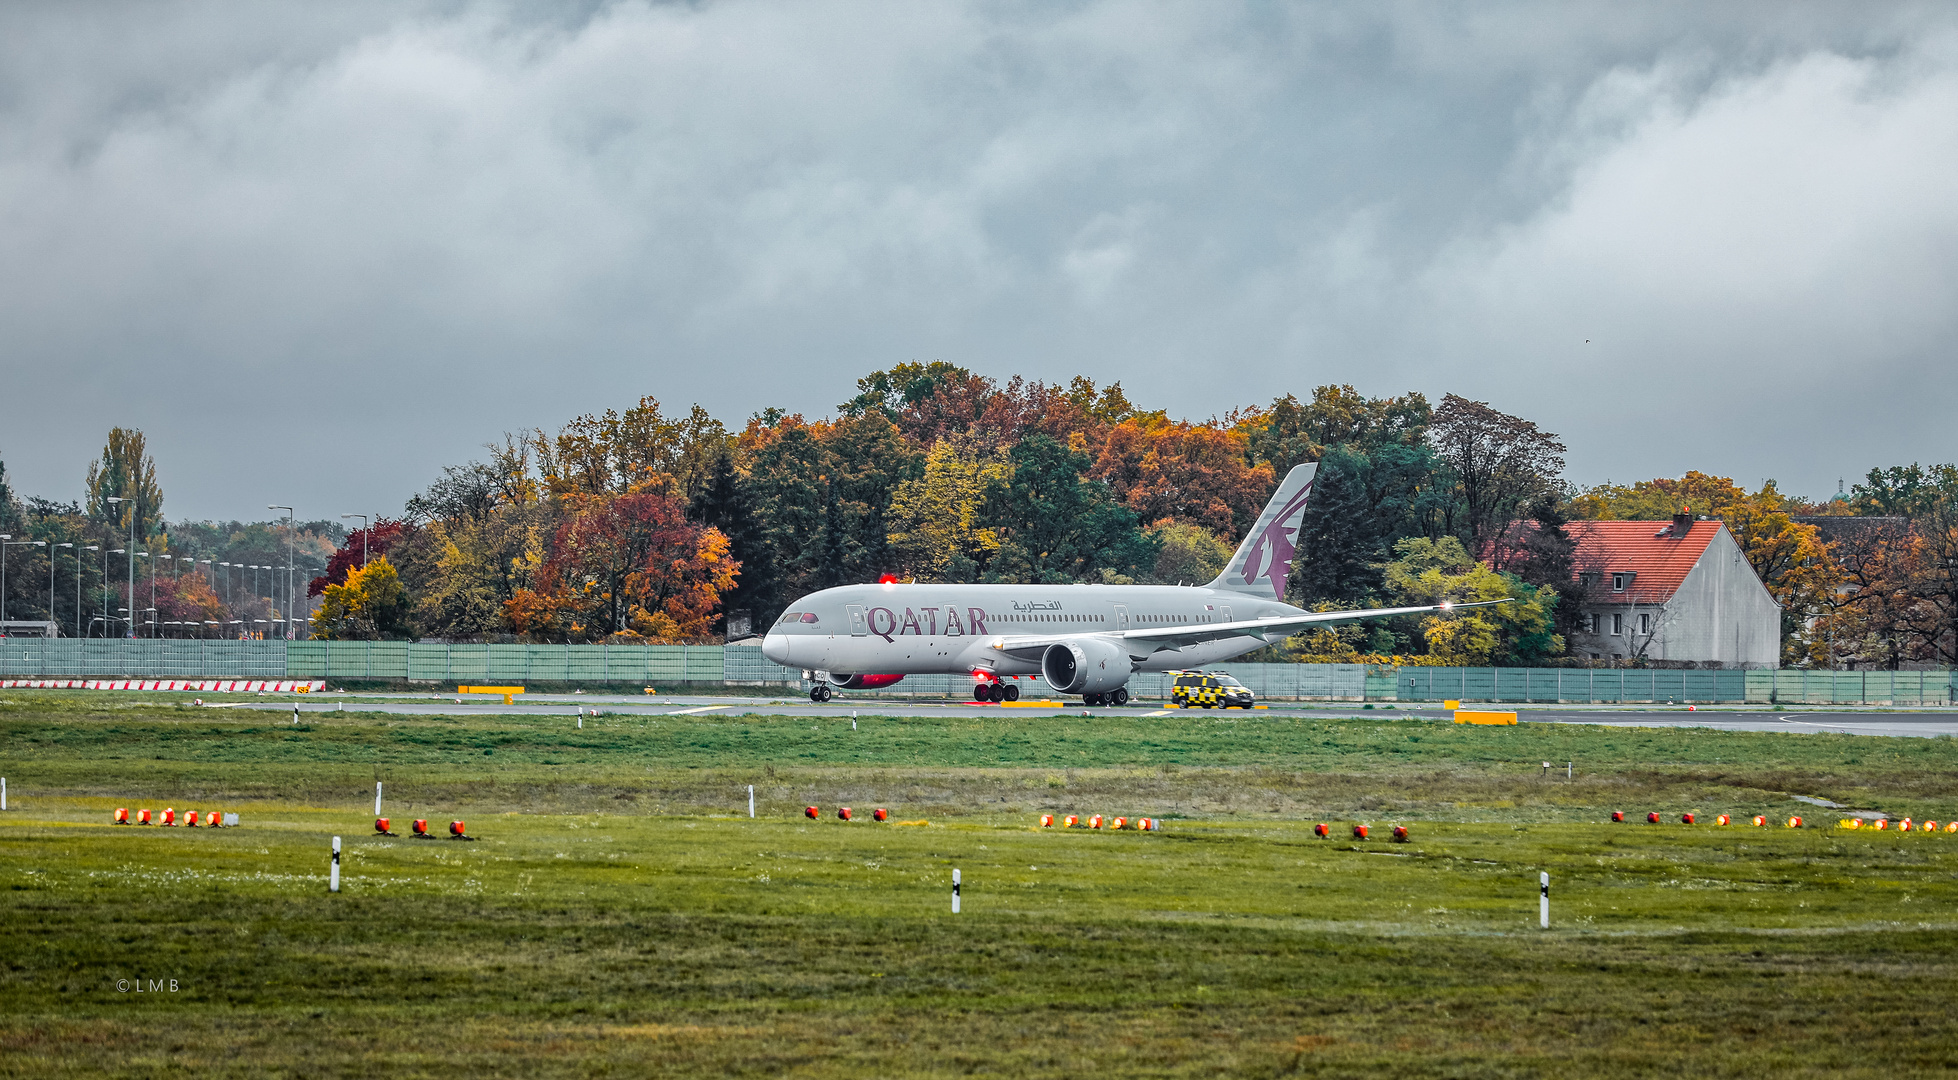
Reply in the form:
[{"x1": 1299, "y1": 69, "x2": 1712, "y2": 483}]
[{"x1": 1654, "y1": 526, "x2": 1781, "y2": 667}]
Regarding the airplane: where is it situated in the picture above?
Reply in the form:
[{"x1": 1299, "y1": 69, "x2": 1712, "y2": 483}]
[{"x1": 760, "y1": 462, "x2": 1509, "y2": 704}]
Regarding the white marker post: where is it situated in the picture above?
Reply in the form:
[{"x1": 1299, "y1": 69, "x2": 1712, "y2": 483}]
[
  {"x1": 292, "y1": 705, "x2": 300, "y2": 725},
  {"x1": 1539, "y1": 871, "x2": 1549, "y2": 929},
  {"x1": 2, "y1": 777, "x2": 6, "y2": 811},
  {"x1": 1566, "y1": 761, "x2": 1573, "y2": 780},
  {"x1": 952, "y1": 868, "x2": 961, "y2": 914},
  {"x1": 330, "y1": 836, "x2": 342, "y2": 893},
  {"x1": 577, "y1": 708, "x2": 583, "y2": 729},
  {"x1": 374, "y1": 782, "x2": 383, "y2": 817},
  {"x1": 748, "y1": 785, "x2": 755, "y2": 819}
]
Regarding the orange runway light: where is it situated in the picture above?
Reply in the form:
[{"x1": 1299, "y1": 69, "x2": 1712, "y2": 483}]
[
  {"x1": 114, "y1": 808, "x2": 129, "y2": 824},
  {"x1": 804, "y1": 806, "x2": 819, "y2": 819},
  {"x1": 1681, "y1": 813, "x2": 1695, "y2": 825},
  {"x1": 1752, "y1": 815, "x2": 1766, "y2": 827},
  {"x1": 1090, "y1": 815, "x2": 1103, "y2": 829},
  {"x1": 1392, "y1": 825, "x2": 1409, "y2": 842},
  {"x1": 1787, "y1": 816, "x2": 1803, "y2": 828},
  {"x1": 1315, "y1": 823, "x2": 1330, "y2": 837},
  {"x1": 1353, "y1": 824, "x2": 1369, "y2": 840},
  {"x1": 206, "y1": 811, "x2": 222, "y2": 829},
  {"x1": 1064, "y1": 815, "x2": 1078, "y2": 828},
  {"x1": 137, "y1": 809, "x2": 151, "y2": 824},
  {"x1": 1040, "y1": 814, "x2": 1054, "y2": 828},
  {"x1": 1112, "y1": 817, "x2": 1127, "y2": 830},
  {"x1": 1611, "y1": 811, "x2": 1624, "y2": 822},
  {"x1": 450, "y1": 820, "x2": 466, "y2": 837},
  {"x1": 1647, "y1": 812, "x2": 1660, "y2": 824},
  {"x1": 874, "y1": 808, "x2": 888, "y2": 822},
  {"x1": 1716, "y1": 815, "x2": 1730, "y2": 826},
  {"x1": 838, "y1": 807, "x2": 852, "y2": 821}
]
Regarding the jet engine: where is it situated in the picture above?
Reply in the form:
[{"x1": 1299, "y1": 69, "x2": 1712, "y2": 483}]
[
  {"x1": 834, "y1": 673, "x2": 905, "y2": 690},
  {"x1": 1041, "y1": 638, "x2": 1131, "y2": 696}
]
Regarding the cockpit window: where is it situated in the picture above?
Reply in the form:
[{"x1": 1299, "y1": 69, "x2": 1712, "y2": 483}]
[{"x1": 799, "y1": 612, "x2": 820, "y2": 623}]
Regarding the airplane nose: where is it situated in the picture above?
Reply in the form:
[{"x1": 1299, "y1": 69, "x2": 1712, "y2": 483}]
[{"x1": 761, "y1": 633, "x2": 790, "y2": 665}]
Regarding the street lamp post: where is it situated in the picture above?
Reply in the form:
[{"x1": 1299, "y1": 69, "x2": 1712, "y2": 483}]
[
  {"x1": 53, "y1": 543, "x2": 72, "y2": 638},
  {"x1": 106, "y1": 497, "x2": 135, "y2": 638},
  {"x1": 269, "y1": 506, "x2": 294, "y2": 641},
  {"x1": 341, "y1": 514, "x2": 369, "y2": 569},
  {"x1": 79, "y1": 546, "x2": 98, "y2": 639},
  {"x1": 133, "y1": 551, "x2": 153, "y2": 637}
]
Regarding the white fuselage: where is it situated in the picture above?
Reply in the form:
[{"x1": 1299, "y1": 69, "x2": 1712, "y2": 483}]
[{"x1": 759, "y1": 581, "x2": 1304, "y2": 678}]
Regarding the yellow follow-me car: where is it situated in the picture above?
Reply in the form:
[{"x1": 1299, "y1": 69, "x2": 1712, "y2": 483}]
[{"x1": 1170, "y1": 670, "x2": 1255, "y2": 709}]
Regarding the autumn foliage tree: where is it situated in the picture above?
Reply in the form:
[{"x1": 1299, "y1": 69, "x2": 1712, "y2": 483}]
[{"x1": 509, "y1": 491, "x2": 737, "y2": 643}]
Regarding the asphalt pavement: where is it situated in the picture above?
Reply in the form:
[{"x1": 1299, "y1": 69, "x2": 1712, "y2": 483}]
[{"x1": 213, "y1": 692, "x2": 1958, "y2": 737}]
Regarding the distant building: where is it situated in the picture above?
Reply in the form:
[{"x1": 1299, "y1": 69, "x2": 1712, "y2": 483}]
[{"x1": 1563, "y1": 511, "x2": 1780, "y2": 667}]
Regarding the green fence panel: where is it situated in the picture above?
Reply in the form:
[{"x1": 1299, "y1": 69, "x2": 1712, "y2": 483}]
[
  {"x1": 288, "y1": 642, "x2": 326, "y2": 677},
  {"x1": 369, "y1": 642, "x2": 411, "y2": 680},
  {"x1": 404, "y1": 644, "x2": 448, "y2": 681}
]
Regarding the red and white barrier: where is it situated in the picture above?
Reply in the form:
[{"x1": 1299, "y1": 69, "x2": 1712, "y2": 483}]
[{"x1": 3, "y1": 679, "x2": 324, "y2": 692}]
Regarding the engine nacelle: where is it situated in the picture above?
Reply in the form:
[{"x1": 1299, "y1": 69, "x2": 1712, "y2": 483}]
[
  {"x1": 1041, "y1": 638, "x2": 1130, "y2": 696},
  {"x1": 834, "y1": 673, "x2": 905, "y2": 690}
]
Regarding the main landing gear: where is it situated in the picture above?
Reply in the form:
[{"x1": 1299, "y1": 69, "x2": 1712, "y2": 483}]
[
  {"x1": 973, "y1": 682, "x2": 1020, "y2": 703},
  {"x1": 1083, "y1": 689, "x2": 1130, "y2": 708}
]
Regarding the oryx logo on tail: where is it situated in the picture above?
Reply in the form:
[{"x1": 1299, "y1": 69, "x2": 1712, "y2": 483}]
[{"x1": 1210, "y1": 463, "x2": 1317, "y2": 603}]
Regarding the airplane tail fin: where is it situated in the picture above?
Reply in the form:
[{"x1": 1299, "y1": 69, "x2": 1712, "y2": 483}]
[{"x1": 1207, "y1": 462, "x2": 1317, "y2": 602}]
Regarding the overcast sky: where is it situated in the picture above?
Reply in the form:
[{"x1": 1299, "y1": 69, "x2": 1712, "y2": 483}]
[{"x1": 2, "y1": 1, "x2": 1954, "y2": 522}]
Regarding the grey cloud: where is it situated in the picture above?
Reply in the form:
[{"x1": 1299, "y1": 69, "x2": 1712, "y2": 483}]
[{"x1": 0, "y1": 1, "x2": 1952, "y2": 520}]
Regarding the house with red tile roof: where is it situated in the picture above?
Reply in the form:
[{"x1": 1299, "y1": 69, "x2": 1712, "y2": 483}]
[{"x1": 1564, "y1": 510, "x2": 1780, "y2": 667}]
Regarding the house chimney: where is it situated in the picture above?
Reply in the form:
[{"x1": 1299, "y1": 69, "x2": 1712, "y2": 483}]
[{"x1": 1671, "y1": 507, "x2": 1692, "y2": 538}]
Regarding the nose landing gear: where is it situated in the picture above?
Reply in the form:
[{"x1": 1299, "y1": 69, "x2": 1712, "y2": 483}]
[{"x1": 809, "y1": 682, "x2": 832, "y2": 703}]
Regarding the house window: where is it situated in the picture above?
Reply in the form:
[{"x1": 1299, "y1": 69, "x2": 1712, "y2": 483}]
[
  {"x1": 1612, "y1": 573, "x2": 1630, "y2": 592},
  {"x1": 1612, "y1": 613, "x2": 1623, "y2": 635},
  {"x1": 1639, "y1": 613, "x2": 1651, "y2": 635}
]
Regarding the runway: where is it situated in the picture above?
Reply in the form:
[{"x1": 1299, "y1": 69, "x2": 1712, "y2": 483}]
[{"x1": 220, "y1": 693, "x2": 1958, "y2": 737}]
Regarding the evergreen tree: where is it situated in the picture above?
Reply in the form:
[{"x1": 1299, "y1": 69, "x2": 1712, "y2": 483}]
[
  {"x1": 982, "y1": 435, "x2": 1158, "y2": 583},
  {"x1": 691, "y1": 450, "x2": 773, "y2": 634}
]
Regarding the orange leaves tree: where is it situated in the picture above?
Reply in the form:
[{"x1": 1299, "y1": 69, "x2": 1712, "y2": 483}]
[
  {"x1": 506, "y1": 491, "x2": 737, "y2": 643},
  {"x1": 1090, "y1": 417, "x2": 1274, "y2": 538}
]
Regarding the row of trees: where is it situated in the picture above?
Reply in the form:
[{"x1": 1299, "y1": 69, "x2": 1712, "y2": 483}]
[
  {"x1": 302, "y1": 370, "x2": 1586, "y2": 664},
  {"x1": 0, "y1": 429, "x2": 339, "y2": 637},
  {"x1": 7, "y1": 378, "x2": 1952, "y2": 668}
]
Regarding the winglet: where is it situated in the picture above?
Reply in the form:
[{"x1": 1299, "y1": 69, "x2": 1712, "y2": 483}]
[{"x1": 1208, "y1": 462, "x2": 1316, "y2": 602}]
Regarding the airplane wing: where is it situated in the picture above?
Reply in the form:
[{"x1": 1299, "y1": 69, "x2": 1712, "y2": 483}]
[
  {"x1": 1112, "y1": 599, "x2": 1513, "y2": 654},
  {"x1": 984, "y1": 599, "x2": 1512, "y2": 662}
]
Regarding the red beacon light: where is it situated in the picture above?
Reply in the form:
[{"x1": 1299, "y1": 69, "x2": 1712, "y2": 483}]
[{"x1": 878, "y1": 574, "x2": 898, "y2": 585}]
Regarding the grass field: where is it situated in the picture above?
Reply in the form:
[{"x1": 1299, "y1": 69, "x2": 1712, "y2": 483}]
[{"x1": 5, "y1": 691, "x2": 1958, "y2": 1076}]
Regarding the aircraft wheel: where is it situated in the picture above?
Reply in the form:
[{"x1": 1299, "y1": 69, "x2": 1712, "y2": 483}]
[
  {"x1": 976, "y1": 684, "x2": 996, "y2": 703},
  {"x1": 1112, "y1": 688, "x2": 1129, "y2": 707},
  {"x1": 1003, "y1": 684, "x2": 1020, "y2": 702},
  {"x1": 815, "y1": 684, "x2": 833, "y2": 703},
  {"x1": 1085, "y1": 693, "x2": 1104, "y2": 707}
]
